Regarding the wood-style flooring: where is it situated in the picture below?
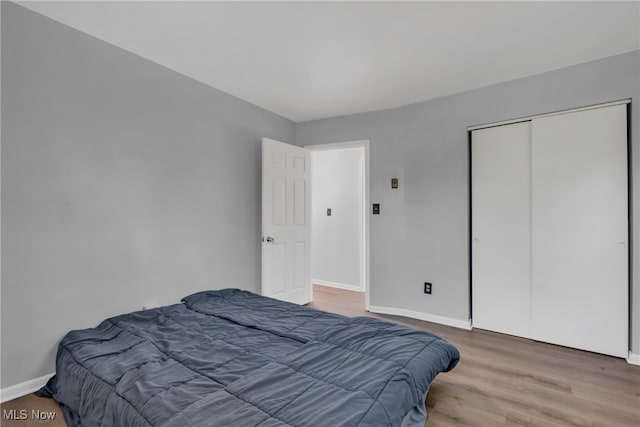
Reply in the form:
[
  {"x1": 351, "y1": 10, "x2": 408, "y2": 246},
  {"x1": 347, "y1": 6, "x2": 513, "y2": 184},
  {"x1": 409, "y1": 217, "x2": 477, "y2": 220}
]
[
  {"x1": 308, "y1": 285, "x2": 640, "y2": 427},
  {"x1": 2, "y1": 285, "x2": 639, "y2": 426}
]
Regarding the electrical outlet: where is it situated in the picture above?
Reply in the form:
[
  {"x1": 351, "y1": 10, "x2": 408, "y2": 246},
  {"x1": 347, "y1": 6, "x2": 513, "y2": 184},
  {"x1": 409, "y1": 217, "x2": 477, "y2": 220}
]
[{"x1": 424, "y1": 282, "x2": 432, "y2": 294}]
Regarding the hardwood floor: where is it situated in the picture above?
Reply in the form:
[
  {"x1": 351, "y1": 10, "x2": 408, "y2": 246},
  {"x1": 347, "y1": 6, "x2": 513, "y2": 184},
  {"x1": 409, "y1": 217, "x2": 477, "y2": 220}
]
[
  {"x1": 3, "y1": 285, "x2": 638, "y2": 427},
  {"x1": 308, "y1": 285, "x2": 640, "y2": 427}
]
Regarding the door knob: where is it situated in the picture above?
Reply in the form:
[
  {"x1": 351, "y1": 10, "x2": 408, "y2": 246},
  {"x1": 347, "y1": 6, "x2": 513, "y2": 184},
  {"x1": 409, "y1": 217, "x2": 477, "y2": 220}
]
[{"x1": 266, "y1": 236, "x2": 275, "y2": 243}]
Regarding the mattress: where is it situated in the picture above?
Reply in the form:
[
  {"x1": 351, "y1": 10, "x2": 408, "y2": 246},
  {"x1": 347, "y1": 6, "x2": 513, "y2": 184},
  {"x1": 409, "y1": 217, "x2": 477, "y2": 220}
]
[{"x1": 38, "y1": 289, "x2": 459, "y2": 426}]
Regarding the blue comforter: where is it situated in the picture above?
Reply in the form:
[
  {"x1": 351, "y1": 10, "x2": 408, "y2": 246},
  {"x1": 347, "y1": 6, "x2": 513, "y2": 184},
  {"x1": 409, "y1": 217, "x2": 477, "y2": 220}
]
[{"x1": 39, "y1": 289, "x2": 459, "y2": 426}]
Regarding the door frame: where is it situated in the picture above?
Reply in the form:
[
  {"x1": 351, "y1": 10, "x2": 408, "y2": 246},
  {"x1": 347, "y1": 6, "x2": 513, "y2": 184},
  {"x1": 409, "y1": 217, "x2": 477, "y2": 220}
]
[{"x1": 305, "y1": 140, "x2": 371, "y2": 310}]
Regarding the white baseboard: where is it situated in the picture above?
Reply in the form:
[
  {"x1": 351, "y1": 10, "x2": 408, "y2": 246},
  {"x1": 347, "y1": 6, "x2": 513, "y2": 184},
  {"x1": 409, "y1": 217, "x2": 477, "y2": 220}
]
[
  {"x1": 313, "y1": 279, "x2": 363, "y2": 292},
  {"x1": 627, "y1": 352, "x2": 640, "y2": 366},
  {"x1": 368, "y1": 305, "x2": 472, "y2": 330},
  {"x1": 0, "y1": 373, "x2": 55, "y2": 403}
]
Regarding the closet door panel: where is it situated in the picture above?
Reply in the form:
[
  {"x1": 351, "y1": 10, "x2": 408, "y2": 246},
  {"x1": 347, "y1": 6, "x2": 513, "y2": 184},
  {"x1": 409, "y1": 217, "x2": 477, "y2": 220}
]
[
  {"x1": 472, "y1": 122, "x2": 531, "y2": 338},
  {"x1": 531, "y1": 105, "x2": 628, "y2": 358}
]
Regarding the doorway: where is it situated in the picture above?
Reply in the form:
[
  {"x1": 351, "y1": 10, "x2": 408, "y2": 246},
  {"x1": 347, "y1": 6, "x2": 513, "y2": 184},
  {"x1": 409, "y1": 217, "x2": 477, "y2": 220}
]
[{"x1": 306, "y1": 141, "x2": 370, "y2": 310}]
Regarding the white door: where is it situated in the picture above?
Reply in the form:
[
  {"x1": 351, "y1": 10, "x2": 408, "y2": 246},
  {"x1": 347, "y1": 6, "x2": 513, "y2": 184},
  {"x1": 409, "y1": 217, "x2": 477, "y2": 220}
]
[
  {"x1": 471, "y1": 121, "x2": 532, "y2": 338},
  {"x1": 262, "y1": 138, "x2": 312, "y2": 305},
  {"x1": 471, "y1": 103, "x2": 628, "y2": 358},
  {"x1": 531, "y1": 104, "x2": 628, "y2": 358}
]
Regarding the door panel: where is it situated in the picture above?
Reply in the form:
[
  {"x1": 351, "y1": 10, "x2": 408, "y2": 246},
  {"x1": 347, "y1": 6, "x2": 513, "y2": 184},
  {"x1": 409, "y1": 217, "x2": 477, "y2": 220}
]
[
  {"x1": 531, "y1": 105, "x2": 628, "y2": 358},
  {"x1": 262, "y1": 138, "x2": 312, "y2": 305},
  {"x1": 471, "y1": 121, "x2": 532, "y2": 338},
  {"x1": 293, "y1": 179, "x2": 306, "y2": 225},
  {"x1": 293, "y1": 242, "x2": 306, "y2": 290},
  {"x1": 271, "y1": 243, "x2": 287, "y2": 294},
  {"x1": 293, "y1": 154, "x2": 306, "y2": 171},
  {"x1": 272, "y1": 178, "x2": 286, "y2": 225}
]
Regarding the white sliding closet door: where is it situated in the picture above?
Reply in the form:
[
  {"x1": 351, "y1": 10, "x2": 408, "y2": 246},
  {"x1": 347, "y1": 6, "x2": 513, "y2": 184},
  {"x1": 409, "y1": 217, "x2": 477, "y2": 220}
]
[
  {"x1": 471, "y1": 103, "x2": 628, "y2": 358},
  {"x1": 472, "y1": 122, "x2": 532, "y2": 338},
  {"x1": 531, "y1": 105, "x2": 628, "y2": 358}
]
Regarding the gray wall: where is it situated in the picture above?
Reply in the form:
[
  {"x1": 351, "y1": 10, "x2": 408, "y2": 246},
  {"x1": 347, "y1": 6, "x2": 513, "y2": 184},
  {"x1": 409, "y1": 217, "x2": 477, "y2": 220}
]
[
  {"x1": 296, "y1": 50, "x2": 640, "y2": 353},
  {"x1": 1, "y1": 2, "x2": 295, "y2": 388}
]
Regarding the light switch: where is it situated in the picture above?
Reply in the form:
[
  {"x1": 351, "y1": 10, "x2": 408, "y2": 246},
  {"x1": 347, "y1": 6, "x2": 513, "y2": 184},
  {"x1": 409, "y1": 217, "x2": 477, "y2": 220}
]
[
  {"x1": 372, "y1": 204, "x2": 380, "y2": 215},
  {"x1": 327, "y1": 208, "x2": 332, "y2": 216},
  {"x1": 391, "y1": 178, "x2": 399, "y2": 189}
]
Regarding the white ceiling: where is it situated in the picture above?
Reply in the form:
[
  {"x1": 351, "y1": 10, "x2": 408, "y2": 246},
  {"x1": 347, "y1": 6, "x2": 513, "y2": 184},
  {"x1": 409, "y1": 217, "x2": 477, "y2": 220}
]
[{"x1": 17, "y1": 1, "x2": 640, "y2": 122}]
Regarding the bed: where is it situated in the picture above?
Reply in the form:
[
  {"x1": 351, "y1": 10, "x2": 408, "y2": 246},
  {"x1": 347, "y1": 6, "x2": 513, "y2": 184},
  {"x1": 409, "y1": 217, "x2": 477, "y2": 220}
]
[{"x1": 38, "y1": 289, "x2": 460, "y2": 427}]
